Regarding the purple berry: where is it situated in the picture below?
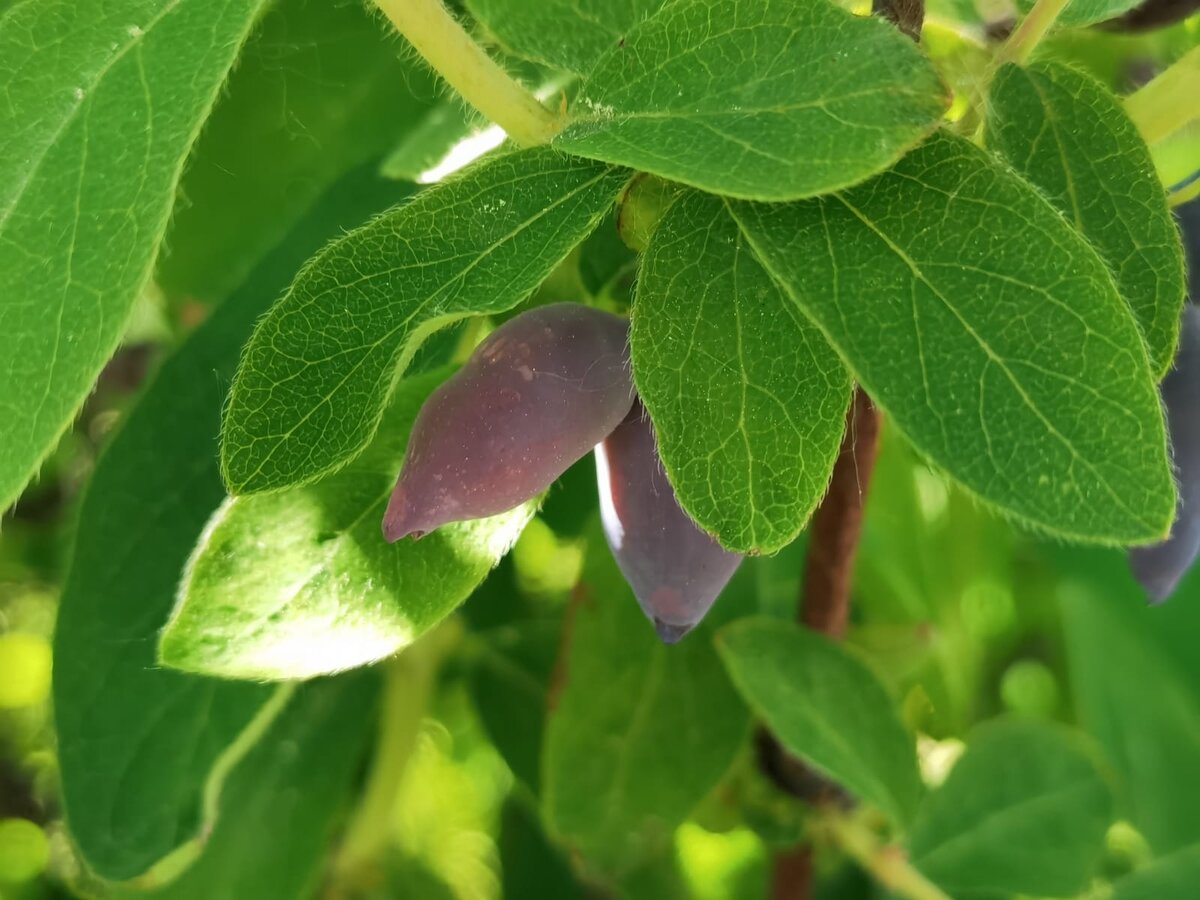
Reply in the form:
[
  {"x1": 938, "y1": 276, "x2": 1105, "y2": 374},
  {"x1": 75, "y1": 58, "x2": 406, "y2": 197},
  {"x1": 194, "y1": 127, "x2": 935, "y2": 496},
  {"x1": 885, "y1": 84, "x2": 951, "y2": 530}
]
[
  {"x1": 383, "y1": 303, "x2": 633, "y2": 541},
  {"x1": 596, "y1": 403, "x2": 744, "y2": 643},
  {"x1": 1131, "y1": 303, "x2": 1200, "y2": 602}
]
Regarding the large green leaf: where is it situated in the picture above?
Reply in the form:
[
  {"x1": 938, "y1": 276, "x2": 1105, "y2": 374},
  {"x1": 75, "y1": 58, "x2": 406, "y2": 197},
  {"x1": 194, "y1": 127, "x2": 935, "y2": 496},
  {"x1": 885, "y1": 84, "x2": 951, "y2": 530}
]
[
  {"x1": 1110, "y1": 844, "x2": 1200, "y2": 900},
  {"x1": 732, "y1": 131, "x2": 1174, "y2": 545},
  {"x1": 0, "y1": 0, "x2": 267, "y2": 510},
  {"x1": 715, "y1": 617, "x2": 923, "y2": 827},
  {"x1": 122, "y1": 674, "x2": 378, "y2": 900},
  {"x1": 220, "y1": 148, "x2": 630, "y2": 495},
  {"x1": 158, "y1": 0, "x2": 436, "y2": 302},
  {"x1": 553, "y1": 0, "x2": 948, "y2": 201},
  {"x1": 633, "y1": 190, "x2": 851, "y2": 553},
  {"x1": 543, "y1": 526, "x2": 750, "y2": 872},
  {"x1": 464, "y1": 0, "x2": 667, "y2": 74},
  {"x1": 908, "y1": 719, "x2": 1113, "y2": 897},
  {"x1": 52, "y1": 165, "x2": 414, "y2": 881},
  {"x1": 988, "y1": 62, "x2": 1185, "y2": 377},
  {"x1": 161, "y1": 367, "x2": 533, "y2": 680},
  {"x1": 1060, "y1": 567, "x2": 1200, "y2": 853}
]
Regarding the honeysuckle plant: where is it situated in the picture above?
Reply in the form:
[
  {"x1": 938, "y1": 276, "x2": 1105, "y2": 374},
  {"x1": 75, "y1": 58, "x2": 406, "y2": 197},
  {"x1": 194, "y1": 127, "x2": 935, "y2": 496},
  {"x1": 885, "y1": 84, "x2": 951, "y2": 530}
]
[{"x1": 3, "y1": 0, "x2": 1200, "y2": 896}]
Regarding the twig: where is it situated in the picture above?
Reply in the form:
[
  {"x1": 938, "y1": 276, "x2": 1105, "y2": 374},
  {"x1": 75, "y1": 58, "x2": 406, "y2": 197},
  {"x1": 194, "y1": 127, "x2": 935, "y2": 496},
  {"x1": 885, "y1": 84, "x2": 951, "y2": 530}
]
[
  {"x1": 996, "y1": 0, "x2": 1072, "y2": 66},
  {"x1": 374, "y1": 0, "x2": 561, "y2": 147},
  {"x1": 800, "y1": 388, "x2": 882, "y2": 639},
  {"x1": 873, "y1": 0, "x2": 925, "y2": 41},
  {"x1": 1124, "y1": 45, "x2": 1200, "y2": 145}
]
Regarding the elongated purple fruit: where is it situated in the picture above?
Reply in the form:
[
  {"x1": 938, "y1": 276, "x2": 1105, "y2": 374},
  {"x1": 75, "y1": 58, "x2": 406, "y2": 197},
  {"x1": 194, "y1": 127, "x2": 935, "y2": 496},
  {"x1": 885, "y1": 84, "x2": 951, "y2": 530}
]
[
  {"x1": 1131, "y1": 304, "x2": 1200, "y2": 602},
  {"x1": 383, "y1": 303, "x2": 633, "y2": 541},
  {"x1": 596, "y1": 403, "x2": 743, "y2": 643}
]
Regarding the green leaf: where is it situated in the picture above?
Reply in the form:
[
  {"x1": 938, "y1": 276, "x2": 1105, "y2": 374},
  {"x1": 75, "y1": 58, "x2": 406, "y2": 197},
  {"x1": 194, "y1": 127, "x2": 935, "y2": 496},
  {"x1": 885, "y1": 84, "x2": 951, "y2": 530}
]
[
  {"x1": 0, "y1": 0, "x2": 267, "y2": 510},
  {"x1": 634, "y1": 190, "x2": 851, "y2": 553},
  {"x1": 220, "y1": 148, "x2": 630, "y2": 495},
  {"x1": 988, "y1": 62, "x2": 1186, "y2": 377},
  {"x1": 1110, "y1": 844, "x2": 1200, "y2": 900},
  {"x1": 1060, "y1": 570, "x2": 1200, "y2": 853},
  {"x1": 1015, "y1": 0, "x2": 1142, "y2": 27},
  {"x1": 464, "y1": 0, "x2": 667, "y2": 74},
  {"x1": 121, "y1": 674, "x2": 378, "y2": 900},
  {"x1": 158, "y1": 0, "x2": 437, "y2": 302},
  {"x1": 381, "y1": 99, "x2": 482, "y2": 183},
  {"x1": 469, "y1": 618, "x2": 561, "y2": 795},
  {"x1": 732, "y1": 130, "x2": 1174, "y2": 545},
  {"x1": 715, "y1": 617, "x2": 923, "y2": 827},
  {"x1": 553, "y1": 0, "x2": 948, "y2": 202},
  {"x1": 499, "y1": 795, "x2": 591, "y2": 900},
  {"x1": 543, "y1": 525, "x2": 750, "y2": 872},
  {"x1": 52, "y1": 164, "x2": 415, "y2": 880},
  {"x1": 908, "y1": 719, "x2": 1114, "y2": 897},
  {"x1": 161, "y1": 368, "x2": 533, "y2": 680}
]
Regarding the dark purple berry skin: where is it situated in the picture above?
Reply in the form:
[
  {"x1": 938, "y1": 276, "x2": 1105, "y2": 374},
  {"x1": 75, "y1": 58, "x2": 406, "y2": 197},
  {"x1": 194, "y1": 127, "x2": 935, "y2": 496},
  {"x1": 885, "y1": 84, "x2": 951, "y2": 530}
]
[
  {"x1": 596, "y1": 403, "x2": 743, "y2": 643},
  {"x1": 383, "y1": 304, "x2": 633, "y2": 541},
  {"x1": 1131, "y1": 304, "x2": 1200, "y2": 602}
]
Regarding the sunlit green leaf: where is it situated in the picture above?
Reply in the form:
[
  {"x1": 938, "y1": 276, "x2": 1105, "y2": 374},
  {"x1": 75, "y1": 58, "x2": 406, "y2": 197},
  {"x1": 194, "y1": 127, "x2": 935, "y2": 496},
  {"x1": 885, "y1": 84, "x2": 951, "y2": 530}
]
[
  {"x1": 1015, "y1": 0, "x2": 1142, "y2": 27},
  {"x1": 53, "y1": 165, "x2": 413, "y2": 880},
  {"x1": 0, "y1": 0, "x2": 267, "y2": 509},
  {"x1": 161, "y1": 368, "x2": 533, "y2": 680},
  {"x1": 543, "y1": 526, "x2": 750, "y2": 872},
  {"x1": 988, "y1": 62, "x2": 1185, "y2": 377},
  {"x1": 716, "y1": 617, "x2": 923, "y2": 827},
  {"x1": 634, "y1": 190, "x2": 851, "y2": 553},
  {"x1": 1110, "y1": 844, "x2": 1200, "y2": 900},
  {"x1": 554, "y1": 0, "x2": 947, "y2": 201},
  {"x1": 732, "y1": 131, "x2": 1174, "y2": 545},
  {"x1": 908, "y1": 719, "x2": 1113, "y2": 897},
  {"x1": 221, "y1": 148, "x2": 630, "y2": 495}
]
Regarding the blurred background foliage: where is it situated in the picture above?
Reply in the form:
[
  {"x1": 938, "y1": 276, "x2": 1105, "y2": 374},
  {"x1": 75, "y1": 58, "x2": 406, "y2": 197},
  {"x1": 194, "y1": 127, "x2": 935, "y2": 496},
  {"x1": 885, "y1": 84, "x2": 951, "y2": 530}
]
[{"x1": 1, "y1": 0, "x2": 1198, "y2": 898}]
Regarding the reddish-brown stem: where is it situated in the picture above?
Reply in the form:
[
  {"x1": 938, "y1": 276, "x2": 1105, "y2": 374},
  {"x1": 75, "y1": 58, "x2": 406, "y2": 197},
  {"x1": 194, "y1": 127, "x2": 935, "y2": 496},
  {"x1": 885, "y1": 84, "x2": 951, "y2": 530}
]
[
  {"x1": 801, "y1": 388, "x2": 882, "y2": 638},
  {"x1": 767, "y1": 387, "x2": 884, "y2": 899}
]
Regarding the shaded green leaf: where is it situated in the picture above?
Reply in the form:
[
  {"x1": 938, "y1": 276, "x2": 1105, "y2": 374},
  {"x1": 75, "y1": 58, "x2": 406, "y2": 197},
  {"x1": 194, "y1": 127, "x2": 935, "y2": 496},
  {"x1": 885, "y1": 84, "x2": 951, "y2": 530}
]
[
  {"x1": 543, "y1": 525, "x2": 750, "y2": 872},
  {"x1": 0, "y1": 0, "x2": 267, "y2": 509},
  {"x1": 1110, "y1": 844, "x2": 1200, "y2": 900},
  {"x1": 381, "y1": 99, "x2": 483, "y2": 182},
  {"x1": 52, "y1": 165, "x2": 414, "y2": 880},
  {"x1": 499, "y1": 794, "x2": 591, "y2": 900},
  {"x1": 554, "y1": 0, "x2": 947, "y2": 201},
  {"x1": 220, "y1": 148, "x2": 630, "y2": 495},
  {"x1": 988, "y1": 62, "x2": 1185, "y2": 377},
  {"x1": 122, "y1": 674, "x2": 378, "y2": 900},
  {"x1": 732, "y1": 131, "x2": 1174, "y2": 545},
  {"x1": 469, "y1": 619, "x2": 561, "y2": 795},
  {"x1": 1060, "y1": 568, "x2": 1200, "y2": 852},
  {"x1": 908, "y1": 719, "x2": 1113, "y2": 897},
  {"x1": 715, "y1": 617, "x2": 923, "y2": 827},
  {"x1": 634, "y1": 190, "x2": 851, "y2": 553},
  {"x1": 465, "y1": 0, "x2": 666, "y2": 74},
  {"x1": 158, "y1": 0, "x2": 437, "y2": 302},
  {"x1": 1015, "y1": 0, "x2": 1142, "y2": 27},
  {"x1": 161, "y1": 368, "x2": 533, "y2": 680}
]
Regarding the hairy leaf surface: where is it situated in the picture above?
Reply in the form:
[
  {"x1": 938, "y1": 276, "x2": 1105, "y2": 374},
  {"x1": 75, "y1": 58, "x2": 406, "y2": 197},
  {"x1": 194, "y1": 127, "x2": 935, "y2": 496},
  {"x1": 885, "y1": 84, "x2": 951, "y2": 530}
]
[
  {"x1": 634, "y1": 190, "x2": 851, "y2": 553},
  {"x1": 0, "y1": 0, "x2": 267, "y2": 509},
  {"x1": 553, "y1": 0, "x2": 948, "y2": 201},
  {"x1": 221, "y1": 149, "x2": 630, "y2": 495},
  {"x1": 989, "y1": 62, "x2": 1185, "y2": 377},
  {"x1": 716, "y1": 617, "x2": 923, "y2": 827},
  {"x1": 733, "y1": 131, "x2": 1174, "y2": 544},
  {"x1": 163, "y1": 368, "x2": 533, "y2": 680}
]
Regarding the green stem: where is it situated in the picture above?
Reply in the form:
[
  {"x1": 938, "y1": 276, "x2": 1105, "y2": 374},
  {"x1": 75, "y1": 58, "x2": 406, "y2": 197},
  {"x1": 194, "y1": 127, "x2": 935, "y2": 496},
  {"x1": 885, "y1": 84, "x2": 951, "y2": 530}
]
[
  {"x1": 1125, "y1": 45, "x2": 1200, "y2": 146},
  {"x1": 822, "y1": 811, "x2": 950, "y2": 900},
  {"x1": 374, "y1": 0, "x2": 561, "y2": 147},
  {"x1": 333, "y1": 622, "x2": 461, "y2": 883},
  {"x1": 996, "y1": 0, "x2": 1071, "y2": 66}
]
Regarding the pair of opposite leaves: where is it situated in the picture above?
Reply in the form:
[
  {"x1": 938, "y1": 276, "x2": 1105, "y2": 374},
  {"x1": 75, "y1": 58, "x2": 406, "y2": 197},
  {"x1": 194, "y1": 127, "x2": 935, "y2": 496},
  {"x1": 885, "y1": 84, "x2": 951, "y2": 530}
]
[{"x1": 383, "y1": 302, "x2": 741, "y2": 642}]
